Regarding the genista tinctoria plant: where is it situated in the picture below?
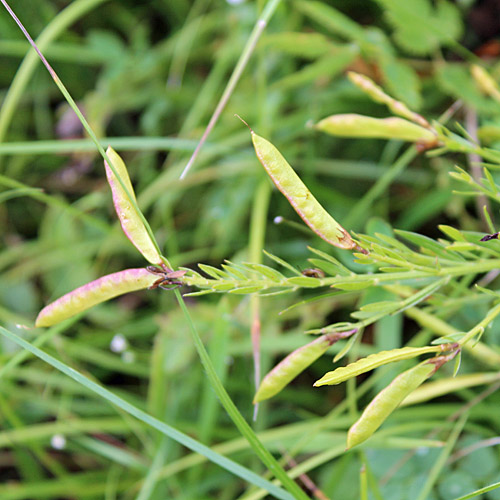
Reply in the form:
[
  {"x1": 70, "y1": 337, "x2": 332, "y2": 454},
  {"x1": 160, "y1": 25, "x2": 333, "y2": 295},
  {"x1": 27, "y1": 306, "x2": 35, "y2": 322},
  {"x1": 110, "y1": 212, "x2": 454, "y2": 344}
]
[
  {"x1": 35, "y1": 66, "x2": 500, "y2": 447},
  {"x1": 7, "y1": 0, "x2": 496, "y2": 450}
]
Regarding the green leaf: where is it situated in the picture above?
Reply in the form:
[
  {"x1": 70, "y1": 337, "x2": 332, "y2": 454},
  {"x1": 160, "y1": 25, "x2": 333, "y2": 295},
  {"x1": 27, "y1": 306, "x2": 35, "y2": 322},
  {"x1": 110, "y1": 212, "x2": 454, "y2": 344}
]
[
  {"x1": 395, "y1": 230, "x2": 464, "y2": 261},
  {"x1": 438, "y1": 225, "x2": 467, "y2": 242},
  {"x1": 379, "y1": 56, "x2": 422, "y2": 110},
  {"x1": 435, "y1": 64, "x2": 500, "y2": 115},
  {"x1": 314, "y1": 345, "x2": 443, "y2": 386},
  {"x1": 263, "y1": 250, "x2": 302, "y2": 276},
  {"x1": 307, "y1": 246, "x2": 352, "y2": 276},
  {"x1": 287, "y1": 276, "x2": 324, "y2": 288},
  {"x1": 294, "y1": 0, "x2": 367, "y2": 43},
  {"x1": 373, "y1": 0, "x2": 463, "y2": 55},
  {"x1": 333, "y1": 280, "x2": 374, "y2": 291},
  {"x1": 307, "y1": 258, "x2": 341, "y2": 277},
  {"x1": 262, "y1": 32, "x2": 336, "y2": 59},
  {"x1": 243, "y1": 263, "x2": 285, "y2": 282},
  {"x1": 228, "y1": 286, "x2": 262, "y2": 294},
  {"x1": 198, "y1": 264, "x2": 230, "y2": 280},
  {"x1": 273, "y1": 46, "x2": 358, "y2": 91}
]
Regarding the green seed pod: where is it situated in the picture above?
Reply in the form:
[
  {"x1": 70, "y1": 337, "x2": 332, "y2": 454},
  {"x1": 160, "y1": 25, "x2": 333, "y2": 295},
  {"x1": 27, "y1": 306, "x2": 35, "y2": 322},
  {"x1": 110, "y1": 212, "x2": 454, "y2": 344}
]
[
  {"x1": 346, "y1": 361, "x2": 436, "y2": 449},
  {"x1": 347, "y1": 72, "x2": 429, "y2": 129},
  {"x1": 315, "y1": 114, "x2": 437, "y2": 144},
  {"x1": 314, "y1": 345, "x2": 449, "y2": 387},
  {"x1": 36, "y1": 268, "x2": 157, "y2": 327},
  {"x1": 251, "y1": 131, "x2": 364, "y2": 253},
  {"x1": 254, "y1": 331, "x2": 355, "y2": 403},
  {"x1": 471, "y1": 65, "x2": 500, "y2": 103},
  {"x1": 105, "y1": 147, "x2": 162, "y2": 265}
]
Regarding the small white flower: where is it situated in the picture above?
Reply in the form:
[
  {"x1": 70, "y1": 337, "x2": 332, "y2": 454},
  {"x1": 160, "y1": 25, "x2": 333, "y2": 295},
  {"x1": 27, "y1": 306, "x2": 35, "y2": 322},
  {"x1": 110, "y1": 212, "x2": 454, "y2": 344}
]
[
  {"x1": 51, "y1": 434, "x2": 66, "y2": 450},
  {"x1": 110, "y1": 334, "x2": 128, "y2": 353}
]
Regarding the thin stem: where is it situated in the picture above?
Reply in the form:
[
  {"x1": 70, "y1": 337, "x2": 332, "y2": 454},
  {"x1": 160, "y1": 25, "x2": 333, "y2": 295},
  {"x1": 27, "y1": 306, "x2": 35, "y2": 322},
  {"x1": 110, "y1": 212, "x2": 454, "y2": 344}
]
[
  {"x1": 180, "y1": 0, "x2": 282, "y2": 179},
  {"x1": 0, "y1": 326, "x2": 296, "y2": 500},
  {"x1": 174, "y1": 289, "x2": 310, "y2": 500},
  {"x1": 0, "y1": 0, "x2": 108, "y2": 146},
  {"x1": 1, "y1": 0, "x2": 162, "y2": 260},
  {"x1": 249, "y1": 180, "x2": 272, "y2": 419},
  {"x1": 345, "y1": 146, "x2": 417, "y2": 229}
]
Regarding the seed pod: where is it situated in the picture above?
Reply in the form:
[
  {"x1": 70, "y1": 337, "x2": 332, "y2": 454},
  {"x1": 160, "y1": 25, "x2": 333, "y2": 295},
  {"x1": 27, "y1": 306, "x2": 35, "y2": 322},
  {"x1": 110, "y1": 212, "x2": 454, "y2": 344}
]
[
  {"x1": 314, "y1": 345, "x2": 448, "y2": 387},
  {"x1": 254, "y1": 330, "x2": 355, "y2": 403},
  {"x1": 346, "y1": 361, "x2": 436, "y2": 449},
  {"x1": 347, "y1": 72, "x2": 429, "y2": 128},
  {"x1": 471, "y1": 65, "x2": 500, "y2": 103},
  {"x1": 315, "y1": 114, "x2": 437, "y2": 145},
  {"x1": 36, "y1": 268, "x2": 157, "y2": 327},
  {"x1": 104, "y1": 147, "x2": 162, "y2": 265},
  {"x1": 251, "y1": 131, "x2": 365, "y2": 253}
]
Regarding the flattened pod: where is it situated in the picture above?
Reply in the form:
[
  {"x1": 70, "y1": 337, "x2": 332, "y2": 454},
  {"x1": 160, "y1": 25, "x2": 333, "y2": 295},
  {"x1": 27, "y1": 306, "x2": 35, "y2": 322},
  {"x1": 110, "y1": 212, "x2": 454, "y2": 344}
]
[
  {"x1": 105, "y1": 147, "x2": 162, "y2": 265},
  {"x1": 315, "y1": 114, "x2": 437, "y2": 144},
  {"x1": 251, "y1": 132, "x2": 358, "y2": 251},
  {"x1": 254, "y1": 333, "x2": 343, "y2": 403},
  {"x1": 346, "y1": 361, "x2": 436, "y2": 449},
  {"x1": 36, "y1": 268, "x2": 158, "y2": 327}
]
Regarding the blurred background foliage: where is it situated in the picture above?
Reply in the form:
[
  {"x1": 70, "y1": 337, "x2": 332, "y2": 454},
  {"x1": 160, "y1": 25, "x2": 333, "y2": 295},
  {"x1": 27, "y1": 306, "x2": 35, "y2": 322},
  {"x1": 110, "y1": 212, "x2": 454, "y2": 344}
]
[{"x1": 1, "y1": 0, "x2": 500, "y2": 499}]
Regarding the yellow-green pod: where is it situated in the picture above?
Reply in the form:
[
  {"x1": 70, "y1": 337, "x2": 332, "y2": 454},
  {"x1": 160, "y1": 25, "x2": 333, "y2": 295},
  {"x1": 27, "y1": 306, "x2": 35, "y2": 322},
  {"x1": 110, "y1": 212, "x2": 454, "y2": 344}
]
[
  {"x1": 315, "y1": 114, "x2": 437, "y2": 144},
  {"x1": 105, "y1": 147, "x2": 162, "y2": 265},
  {"x1": 346, "y1": 361, "x2": 436, "y2": 449},
  {"x1": 254, "y1": 332, "x2": 352, "y2": 403},
  {"x1": 347, "y1": 72, "x2": 429, "y2": 129},
  {"x1": 251, "y1": 132, "x2": 359, "y2": 252},
  {"x1": 36, "y1": 268, "x2": 157, "y2": 327},
  {"x1": 471, "y1": 65, "x2": 500, "y2": 103}
]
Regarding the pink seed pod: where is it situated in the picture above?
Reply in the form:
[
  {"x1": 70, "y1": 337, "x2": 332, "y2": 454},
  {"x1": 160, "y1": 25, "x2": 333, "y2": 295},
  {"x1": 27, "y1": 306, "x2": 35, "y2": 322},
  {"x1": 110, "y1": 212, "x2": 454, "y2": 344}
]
[
  {"x1": 104, "y1": 147, "x2": 162, "y2": 265},
  {"x1": 35, "y1": 268, "x2": 158, "y2": 327}
]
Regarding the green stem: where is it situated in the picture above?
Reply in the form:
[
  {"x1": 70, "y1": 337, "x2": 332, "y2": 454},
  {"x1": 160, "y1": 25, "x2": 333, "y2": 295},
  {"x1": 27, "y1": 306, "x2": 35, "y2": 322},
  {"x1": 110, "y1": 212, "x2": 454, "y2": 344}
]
[
  {"x1": 1, "y1": 0, "x2": 162, "y2": 260},
  {"x1": 345, "y1": 146, "x2": 417, "y2": 229},
  {"x1": 249, "y1": 180, "x2": 272, "y2": 406},
  {"x1": 174, "y1": 290, "x2": 310, "y2": 500},
  {"x1": 0, "y1": 0, "x2": 108, "y2": 145},
  {"x1": 180, "y1": 0, "x2": 283, "y2": 179},
  {"x1": 0, "y1": 326, "x2": 296, "y2": 500}
]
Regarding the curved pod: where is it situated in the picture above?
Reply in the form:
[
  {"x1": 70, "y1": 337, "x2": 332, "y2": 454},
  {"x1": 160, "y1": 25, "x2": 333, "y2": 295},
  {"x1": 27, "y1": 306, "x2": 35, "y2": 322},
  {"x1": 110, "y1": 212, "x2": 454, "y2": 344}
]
[
  {"x1": 347, "y1": 361, "x2": 436, "y2": 449},
  {"x1": 251, "y1": 132, "x2": 358, "y2": 251},
  {"x1": 105, "y1": 147, "x2": 162, "y2": 265},
  {"x1": 36, "y1": 268, "x2": 157, "y2": 327}
]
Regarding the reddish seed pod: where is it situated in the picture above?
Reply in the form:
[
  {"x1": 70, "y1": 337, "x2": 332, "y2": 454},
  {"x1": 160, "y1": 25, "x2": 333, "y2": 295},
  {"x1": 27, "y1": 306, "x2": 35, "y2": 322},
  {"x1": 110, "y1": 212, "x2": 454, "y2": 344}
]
[{"x1": 36, "y1": 268, "x2": 158, "y2": 327}]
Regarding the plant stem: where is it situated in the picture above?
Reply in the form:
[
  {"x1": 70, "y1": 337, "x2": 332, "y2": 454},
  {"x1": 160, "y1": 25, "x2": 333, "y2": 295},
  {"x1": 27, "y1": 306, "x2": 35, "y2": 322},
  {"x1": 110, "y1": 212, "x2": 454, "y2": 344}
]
[
  {"x1": 174, "y1": 290, "x2": 310, "y2": 500},
  {"x1": 0, "y1": 326, "x2": 296, "y2": 500},
  {"x1": 0, "y1": 0, "x2": 108, "y2": 147},
  {"x1": 180, "y1": 0, "x2": 282, "y2": 179}
]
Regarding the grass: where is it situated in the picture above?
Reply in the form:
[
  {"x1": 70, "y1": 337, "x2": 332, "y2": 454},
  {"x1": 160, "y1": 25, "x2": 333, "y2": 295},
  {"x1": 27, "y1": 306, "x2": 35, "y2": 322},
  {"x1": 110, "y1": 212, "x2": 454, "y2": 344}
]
[{"x1": 1, "y1": 1, "x2": 500, "y2": 499}]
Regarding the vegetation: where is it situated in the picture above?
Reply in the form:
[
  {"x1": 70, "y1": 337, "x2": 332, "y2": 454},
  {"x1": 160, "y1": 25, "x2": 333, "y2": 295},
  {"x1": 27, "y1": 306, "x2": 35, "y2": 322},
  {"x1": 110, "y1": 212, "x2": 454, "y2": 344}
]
[{"x1": 1, "y1": 1, "x2": 500, "y2": 499}]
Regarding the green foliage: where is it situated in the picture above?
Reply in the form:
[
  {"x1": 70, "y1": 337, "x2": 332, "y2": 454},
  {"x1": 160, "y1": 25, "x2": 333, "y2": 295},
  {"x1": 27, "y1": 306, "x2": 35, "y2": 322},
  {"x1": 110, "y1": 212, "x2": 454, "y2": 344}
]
[
  {"x1": 373, "y1": 0, "x2": 463, "y2": 55},
  {"x1": 2, "y1": 0, "x2": 500, "y2": 499}
]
